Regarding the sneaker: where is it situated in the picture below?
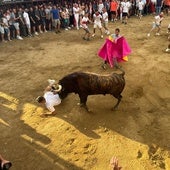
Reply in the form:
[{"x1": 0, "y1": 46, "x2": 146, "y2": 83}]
[
  {"x1": 156, "y1": 33, "x2": 160, "y2": 36},
  {"x1": 35, "y1": 32, "x2": 39, "y2": 35},
  {"x1": 68, "y1": 27, "x2": 71, "y2": 29},
  {"x1": 165, "y1": 48, "x2": 170, "y2": 52},
  {"x1": 92, "y1": 34, "x2": 95, "y2": 37},
  {"x1": 65, "y1": 28, "x2": 68, "y2": 31},
  {"x1": 101, "y1": 35, "x2": 103, "y2": 39},
  {"x1": 28, "y1": 34, "x2": 32, "y2": 37},
  {"x1": 40, "y1": 31, "x2": 43, "y2": 33},
  {"x1": 102, "y1": 64, "x2": 107, "y2": 70},
  {"x1": 147, "y1": 33, "x2": 150, "y2": 37},
  {"x1": 17, "y1": 35, "x2": 23, "y2": 40},
  {"x1": 106, "y1": 31, "x2": 110, "y2": 35}
]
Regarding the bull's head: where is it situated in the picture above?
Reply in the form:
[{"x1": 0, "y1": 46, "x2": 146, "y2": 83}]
[{"x1": 57, "y1": 84, "x2": 69, "y2": 100}]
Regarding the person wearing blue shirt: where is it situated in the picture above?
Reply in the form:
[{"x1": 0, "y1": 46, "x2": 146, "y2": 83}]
[{"x1": 51, "y1": 5, "x2": 61, "y2": 33}]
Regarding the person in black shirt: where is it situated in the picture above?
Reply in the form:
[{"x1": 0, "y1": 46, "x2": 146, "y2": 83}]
[{"x1": 28, "y1": 7, "x2": 39, "y2": 35}]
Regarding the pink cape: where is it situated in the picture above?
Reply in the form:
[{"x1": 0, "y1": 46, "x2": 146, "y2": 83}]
[{"x1": 98, "y1": 36, "x2": 132, "y2": 67}]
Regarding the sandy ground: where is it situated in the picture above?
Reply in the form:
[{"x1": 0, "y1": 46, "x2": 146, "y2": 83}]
[{"x1": 0, "y1": 15, "x2": 170, "y2": 170}]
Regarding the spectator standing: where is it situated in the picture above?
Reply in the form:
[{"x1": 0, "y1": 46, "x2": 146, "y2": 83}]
[
  {"x1": 6, "y1": 10, "x2": 15, "y2": 39},
  {"x1": 103, "y1": 0, "x2": 110, "y2": 19},
  {"x1": 156, "y1": 0, "x2": 163, "y2": 14},
  {"x1": 45, "y1": 5, "x2": 52, "y2": 31},
  {"x1": 2, "y1": 12, "x2": 11, "y2": 41},
  {"x1": 102, "y1": 8, "x2": 110, "y2": 35},
  {"x1": 92, "y1": 10, "x2": 103, "y2": 38},
  {"x1": 0, "y1": 17, "x2": 6, "y2": 42},
  {"x1": 34, "y1": 6, "x2": 43, "y2": 33},
  {"x1": 121, "y1": 0, "x2": 131, "y2": 24},
  {"x1": 61, "y1": 8, "x2": 70, "y2": 30},
  {"x1": 110, "y1": 0, "x2": 119, "y2": 21},
  {"x1": 51, "y1": 5, "x2": 61, "y2": 33},
  {"x1": 138, "y1": 0, "x2": 144, "y2": 19},
  {"x1": 10, "y1": 8, "x2": 23, "y2": 40},
  {"x1": 18, "y1": 8, "x2": 27, "y2": 37},
  {"x1": 79, "y1": 5, "x2": 85, "y2": 27},
  {"x1": 73, "y1": 3, "x2": 80, "y2": 30},
  {"x1": 89, "y1": 2, "x2": 93, "y2": 20},
  {"x1": 98, "y1": 0, "x2": 104, "y2": 14},
  {"x1": 29, "y1": 7, "x2": 39, "y2": 36},
  {"x1": 164, "y1": 0, "x2": 170, "y2": 15},
  {"x1": 23, "y1": 8, "x2": 32, "y2": 36},
  {"x1": 68, "y1": 4, "x2": 74, "y2": 27},
  {"x1": 93, "y1": 0, "x2": 98, "y2": 13},
  {"x1": 145, "y1": 0, "x2": 151, "y2": 15},
  {"x1": 40, "y1": 6, "x2": 47, "y2": 32}
]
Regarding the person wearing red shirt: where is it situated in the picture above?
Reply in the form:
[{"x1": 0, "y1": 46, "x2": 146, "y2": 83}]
[{"x1": 110, "y1": 0, "x2": 119, "y2": 21}]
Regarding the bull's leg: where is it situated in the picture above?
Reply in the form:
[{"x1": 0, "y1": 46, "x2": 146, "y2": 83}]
[
  {"x1": 112, "y1": 95, "x2": 122, "y2": 110},
  {"x1": 78, "y1": 94, "x2": 89, "y2": 111}
]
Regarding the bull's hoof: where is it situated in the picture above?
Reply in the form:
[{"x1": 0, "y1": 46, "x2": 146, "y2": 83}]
[
  {"x1": 101, "y1": 64, "x2": 107, "y2": 70},
  {"x1": 79, "y1": 104, "x2": 90, "y2": 112}
]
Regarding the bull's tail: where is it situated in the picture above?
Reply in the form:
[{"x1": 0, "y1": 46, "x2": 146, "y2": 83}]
[{"x1": 114, "y1": 62, "x2": 125, "y2": 76}]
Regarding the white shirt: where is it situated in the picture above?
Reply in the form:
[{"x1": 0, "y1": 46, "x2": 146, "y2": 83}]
[
  {"x1": 73, "y1": 7, "x2": 80, "y2": 16},
  {"x1": 93, "y1": 13, "x2": 102, "y2": 24},
  {"x1": 155, "y1": 15, "x2": 163, "y2": 25},
  {"x1": 45, "y1": 8, "x2": 51, "y2": 20},
  {"x1": 81, "y1": 16, "x2": 89, "y2": 28},
  {"x1": 121, "y1": 1, "x2": 131, "y2": 13},
  {"x1": 98, "y1": 3, "x2": 104, "y2": 13},
  {"x1": 44, "y1": 91, "x2": 61, "y2": 112},
  {"x1": 2, "y1": 17, "x2": 9, "y2": 28},
  {"x1": 102, "y1": 12, "x2": 108, "y2": 22},
  {"x1": 23, "y1": 11, "x2": 30, "y2": 25},
  {"x1": 138, "y1": 1, "x2": 144, "y2": 10}
]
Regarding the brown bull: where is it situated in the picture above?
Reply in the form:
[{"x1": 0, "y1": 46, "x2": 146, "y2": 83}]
[{"x1": 58, "y1": 69, "x2": 125, "y2": 111}]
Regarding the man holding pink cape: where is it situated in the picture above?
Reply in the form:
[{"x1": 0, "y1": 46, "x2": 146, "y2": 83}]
[{"x1": 98, "y1": 28, "x2": 131, "y2": 69}]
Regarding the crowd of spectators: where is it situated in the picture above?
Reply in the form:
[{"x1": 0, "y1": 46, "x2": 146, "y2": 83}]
[{"x1": 0, "y1": 0, "x2": 169, "y2": 42}]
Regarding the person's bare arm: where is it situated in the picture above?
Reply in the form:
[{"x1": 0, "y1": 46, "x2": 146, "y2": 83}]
[
  {"x1": 44, "y1": 85, "x2": 52, "y2": 93},
  {"x1": 0, "y1": 154, "x2": 11, "y2": 169}
]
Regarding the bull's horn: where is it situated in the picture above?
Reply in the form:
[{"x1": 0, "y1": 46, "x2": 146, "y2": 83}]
[{"x1": 55, "y1": 84, "x2": 62, "y2": 92}]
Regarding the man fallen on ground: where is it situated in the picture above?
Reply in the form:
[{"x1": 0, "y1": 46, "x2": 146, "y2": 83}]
[{"x1": 36, "y1": 79, "x2": 62, "y2": 116}]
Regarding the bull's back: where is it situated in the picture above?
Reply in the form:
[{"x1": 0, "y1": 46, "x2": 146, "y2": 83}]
[{"x1": 78, "y1": 72, "x2": 125, "y2": 95}]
